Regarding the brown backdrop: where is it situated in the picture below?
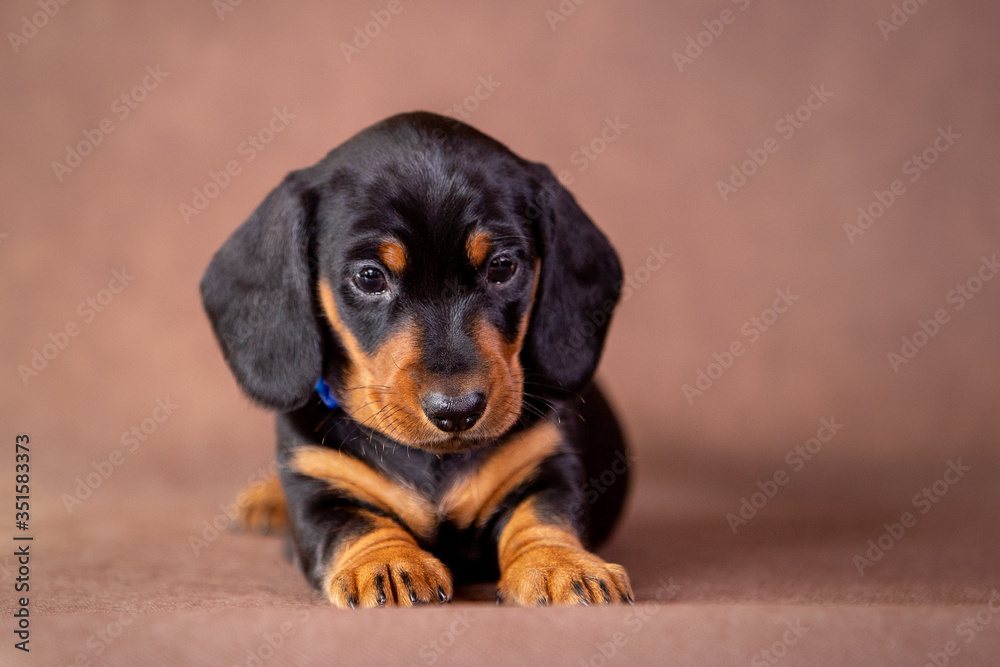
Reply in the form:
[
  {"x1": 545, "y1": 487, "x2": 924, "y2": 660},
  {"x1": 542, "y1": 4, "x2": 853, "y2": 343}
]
[{"x1": 2, "y1": 1, "x2": 999, "y2": 664}]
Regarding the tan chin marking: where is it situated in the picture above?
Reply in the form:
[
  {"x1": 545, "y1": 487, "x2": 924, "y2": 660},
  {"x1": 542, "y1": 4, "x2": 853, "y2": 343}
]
[
  {"x1": 290, "y1": 446, "x2": 436, "y2": 540},
  {"x1": 440, "y1": 420, "x2": 562, "y2": 529}
]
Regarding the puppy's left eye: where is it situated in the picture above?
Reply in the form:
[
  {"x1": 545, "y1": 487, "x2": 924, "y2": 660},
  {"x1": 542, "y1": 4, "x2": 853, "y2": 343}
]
[
  {"x1": 487, "y1": 257, "x2": 517, "y2": 284},
  {"x1": 354, "y1": 267, "x2": 388, "y2": 294}
]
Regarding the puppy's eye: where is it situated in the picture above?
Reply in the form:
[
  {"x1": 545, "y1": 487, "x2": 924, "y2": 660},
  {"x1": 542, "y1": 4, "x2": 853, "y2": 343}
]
[
  {"x1": 354, "y1": 267, "x2": 388, "y2": 294},
  {"x1": 487, "y1": 257, "x2": 517, "y2": 284}
]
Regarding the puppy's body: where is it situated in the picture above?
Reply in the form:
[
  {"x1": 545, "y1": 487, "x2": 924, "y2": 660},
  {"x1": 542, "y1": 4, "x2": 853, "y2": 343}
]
[
  {"x1": 278, "y1": 381, "x2": 628, "y2": 588},
  {"x1": 202, "y1": 112, "x2": 631, "y2": 607}
]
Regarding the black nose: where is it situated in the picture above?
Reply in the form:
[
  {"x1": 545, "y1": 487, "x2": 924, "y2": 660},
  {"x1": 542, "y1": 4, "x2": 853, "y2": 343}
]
[{"x1": 422, "y1": 391, "x2": 486, "y2": 433}]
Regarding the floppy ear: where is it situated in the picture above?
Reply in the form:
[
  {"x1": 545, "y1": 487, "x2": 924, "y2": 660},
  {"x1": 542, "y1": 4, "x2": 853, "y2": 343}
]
[
  {"x1": 200, "y1": 172, "x2": 322, "y2": 412},
  {"x1": 522, "y1": 163, "x2": 623, "y2": 392}
]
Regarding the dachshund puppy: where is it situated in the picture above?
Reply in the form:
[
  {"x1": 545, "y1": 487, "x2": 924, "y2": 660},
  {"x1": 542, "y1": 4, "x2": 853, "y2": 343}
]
[{"x1": 201, "y1": 112, "x2": 632, "y2": 607}]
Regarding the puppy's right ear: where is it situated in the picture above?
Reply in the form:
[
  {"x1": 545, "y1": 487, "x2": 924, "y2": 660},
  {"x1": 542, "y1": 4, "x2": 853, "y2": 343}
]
[{"x1": 200, "y1": 173, "x2": 322, "y2": 412}]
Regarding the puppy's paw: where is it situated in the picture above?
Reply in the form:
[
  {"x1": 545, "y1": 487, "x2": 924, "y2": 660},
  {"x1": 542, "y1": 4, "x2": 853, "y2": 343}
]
[
  {"x1": 325, "y1": 542, "x2": 453, "y2": 609},
  {"x1": 229, "y1": 475, "x2": 288, "y2": 534},
  {"x1": 497, "y1": 545, "x2": 633, "y2": 606}
]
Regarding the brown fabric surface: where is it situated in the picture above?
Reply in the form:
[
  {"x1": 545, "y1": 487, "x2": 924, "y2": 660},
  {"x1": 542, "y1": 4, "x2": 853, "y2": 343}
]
[{"x1": 2, "y1": 0, "x2": 1000, "y2": 664}]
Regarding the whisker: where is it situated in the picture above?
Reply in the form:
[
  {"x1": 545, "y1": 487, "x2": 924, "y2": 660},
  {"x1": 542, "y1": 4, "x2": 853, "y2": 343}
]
[
  {"x1": 341, "y1": 384, "x2": 392, "y2": 392},
  {"x1": 379, "y1": 411, "x2": 406, "y2": 446},
  {"x1": 362, "y1": 404, "x2": 395, "y2": 431},
  {"x1": 369, "y1": 405, "x2": 402, "y2": 437},
  {"x1": 520, "y1": 381, "x2": 584, "y2": 403}
]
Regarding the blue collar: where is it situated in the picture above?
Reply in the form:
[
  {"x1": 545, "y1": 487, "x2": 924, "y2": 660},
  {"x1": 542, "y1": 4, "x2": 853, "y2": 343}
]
[{"x1": 315, "y1": 377, "x2": 339, "y2": 409}]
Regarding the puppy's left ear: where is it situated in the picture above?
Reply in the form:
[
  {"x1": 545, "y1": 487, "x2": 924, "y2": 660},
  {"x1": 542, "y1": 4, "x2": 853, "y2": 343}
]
[
  {"x1": 522, "y1": 163, "x2": 623, "y2": 392},
  {"x1": 200, "y1": 172, "x2": 322, "y2": 412}
]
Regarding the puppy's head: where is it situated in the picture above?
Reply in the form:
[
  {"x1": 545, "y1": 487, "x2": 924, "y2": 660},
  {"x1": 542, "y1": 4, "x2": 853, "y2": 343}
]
[{"x1": 201, "y1": 112, "x2": 621, "y2": 453}]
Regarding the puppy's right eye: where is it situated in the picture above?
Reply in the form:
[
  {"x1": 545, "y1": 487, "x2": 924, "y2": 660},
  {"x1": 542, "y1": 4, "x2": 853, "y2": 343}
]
[
  {"x1": 487, "y1": 256, "x2": 517, "y2": 284},
  {"x1": 354, "y1": 267, "x2": 388, "y2": 295}
]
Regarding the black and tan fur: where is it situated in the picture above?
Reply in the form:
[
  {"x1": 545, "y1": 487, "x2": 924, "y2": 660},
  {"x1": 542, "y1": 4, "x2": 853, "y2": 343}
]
[{"x1": 201, "y1": 112, "x2": 631, "y2": 607}]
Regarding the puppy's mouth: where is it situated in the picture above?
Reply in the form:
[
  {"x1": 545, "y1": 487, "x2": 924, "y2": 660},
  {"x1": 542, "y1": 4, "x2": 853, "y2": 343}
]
[{"x1": 359, "y1": 390, "x2": 522, "y2": 454}]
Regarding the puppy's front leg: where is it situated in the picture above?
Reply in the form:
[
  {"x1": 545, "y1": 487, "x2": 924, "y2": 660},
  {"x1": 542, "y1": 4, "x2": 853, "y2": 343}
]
[
  {"x1": 321, "y1": 510, "x2": 452, "y2": 609},
  {"x1": 279, "y1": 439, "x2": 452, "y2": 608},
  {"x1": 496, "y1": 496, "x2": 632, "y2": 606},
  {"x1": 281, "y1": 446, "x2": 452, "y2": 609}
]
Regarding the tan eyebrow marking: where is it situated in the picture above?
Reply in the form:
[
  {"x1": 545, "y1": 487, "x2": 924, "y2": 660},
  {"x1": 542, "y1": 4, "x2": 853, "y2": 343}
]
[
  {"x1": 378, "y1": 239, "x2": 408, "y2": 275},
  {"x1": 465, "y1": 230, "x2": 493, "y2": 267}
]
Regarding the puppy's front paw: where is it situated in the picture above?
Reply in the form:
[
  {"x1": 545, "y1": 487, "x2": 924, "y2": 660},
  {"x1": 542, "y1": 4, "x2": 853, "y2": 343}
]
[
  {"x1": 325, "y1": 538, "x2": 452, "y2": 609},
  {"x1": 497, "y1": 545, "x2": 633, "y2": 606}
]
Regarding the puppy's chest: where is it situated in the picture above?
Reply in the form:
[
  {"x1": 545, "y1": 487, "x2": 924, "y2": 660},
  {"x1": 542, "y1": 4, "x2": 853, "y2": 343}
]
[{"x1": 291, "y1": 418, "x2": 564, "y2": 539}]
